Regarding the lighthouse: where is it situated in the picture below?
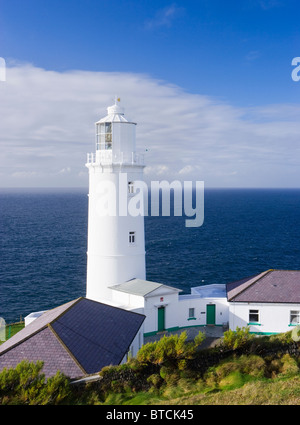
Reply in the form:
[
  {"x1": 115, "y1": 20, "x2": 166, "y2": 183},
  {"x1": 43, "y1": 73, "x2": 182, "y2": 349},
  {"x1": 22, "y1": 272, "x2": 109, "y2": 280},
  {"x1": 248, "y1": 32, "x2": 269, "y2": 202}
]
[{"x1": 85, "y1": 99, "x2": 146, "y2": 303}]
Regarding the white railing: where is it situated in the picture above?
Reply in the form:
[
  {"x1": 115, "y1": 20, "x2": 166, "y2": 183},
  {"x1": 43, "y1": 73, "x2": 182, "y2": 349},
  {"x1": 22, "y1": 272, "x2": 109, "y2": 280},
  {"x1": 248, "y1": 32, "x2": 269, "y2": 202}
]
[{"x1": 86, "y1": 151, "x2": 144, "y2": 166}]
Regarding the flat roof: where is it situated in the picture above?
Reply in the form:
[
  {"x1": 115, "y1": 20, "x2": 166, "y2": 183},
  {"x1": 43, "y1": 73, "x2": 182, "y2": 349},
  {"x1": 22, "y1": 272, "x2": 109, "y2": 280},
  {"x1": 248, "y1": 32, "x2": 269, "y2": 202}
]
[
  {"x1": 181, "y1": 284, "x2": 227, "y2": 299},
  {"x1": 109, "y1": 278, "x2": 181, "y2": 297}
]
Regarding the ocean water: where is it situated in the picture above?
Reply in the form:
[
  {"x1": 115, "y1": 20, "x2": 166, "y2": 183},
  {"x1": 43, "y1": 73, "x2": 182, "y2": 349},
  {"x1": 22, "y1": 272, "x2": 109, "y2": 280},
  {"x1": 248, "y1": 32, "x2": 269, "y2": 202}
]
[{"x1": 0, "y1": 188, "x2": 300, "y2": 323}]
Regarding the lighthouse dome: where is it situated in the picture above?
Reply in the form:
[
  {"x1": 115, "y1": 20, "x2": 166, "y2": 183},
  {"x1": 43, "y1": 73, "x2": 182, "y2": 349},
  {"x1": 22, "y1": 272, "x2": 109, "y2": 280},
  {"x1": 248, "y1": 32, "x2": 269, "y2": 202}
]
[
  {"x1": 107, "y1": 102, "x2": 124, "y2": 115},
  {"x1": 96, "y1": 99, "x2": 136, "y2": 125}
]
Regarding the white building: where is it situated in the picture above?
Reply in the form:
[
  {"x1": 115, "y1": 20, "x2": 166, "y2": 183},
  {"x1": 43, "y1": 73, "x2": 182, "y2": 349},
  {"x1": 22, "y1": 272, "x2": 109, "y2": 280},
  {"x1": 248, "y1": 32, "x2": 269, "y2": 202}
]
[
  {"x1": 227, "y1": 269, "x2": 300, "y2": 335},
  {"x1": 24, "y1": 101, "x2": 300, "y2": 342}
]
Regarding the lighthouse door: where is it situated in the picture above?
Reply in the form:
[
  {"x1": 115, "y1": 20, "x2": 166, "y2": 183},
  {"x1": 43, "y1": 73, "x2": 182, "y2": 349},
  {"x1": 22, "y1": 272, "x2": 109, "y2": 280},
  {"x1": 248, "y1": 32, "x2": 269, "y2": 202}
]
[{"x1": 157, "y1": 307, "x2": 165, "y2": 332}]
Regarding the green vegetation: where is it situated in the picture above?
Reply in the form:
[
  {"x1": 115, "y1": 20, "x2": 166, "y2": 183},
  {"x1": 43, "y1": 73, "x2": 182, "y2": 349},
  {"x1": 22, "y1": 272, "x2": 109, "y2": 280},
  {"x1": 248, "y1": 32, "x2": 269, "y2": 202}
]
[
  {"x1": 0, "y1": 360, "x2": 70, "y2": 405},
  {"x1": 0, "y1": 322, "x2": 25, "y2": 345},
  {"x1": 136, "y1": 330, "x2": 205, "y2": 369},
  {"x1": 222, "y1": 326, "x2": 255, "y2": 350},
  {"x1": 0, "y1": 328, "x2": 299, "y2": 405}
]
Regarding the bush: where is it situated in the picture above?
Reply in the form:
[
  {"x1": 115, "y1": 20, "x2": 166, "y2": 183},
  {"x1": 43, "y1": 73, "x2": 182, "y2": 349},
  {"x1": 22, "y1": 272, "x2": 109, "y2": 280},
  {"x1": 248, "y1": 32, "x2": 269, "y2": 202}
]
[
  {"x1": 204, "y1": 354, "x2": 266, "y2": 391},
  {"x1": 238, "y1": 355, "x2": 266, "y2": 377},
  {"x1": 0, "y1": 360, "x2": 70, "y2": 405},
  {"x1": 99, "y1": 360, "x2": 156, "y2": 397},
  {"x1": 279, "y1": 354, "x2": 299, "y2": 377},
  {"x1": 147, "y1": 373, "x2": 162, "y2": 389},
  {"x1": 218, "y1": 371, "x2": 244, "y2": 391},
  {"x1": 269, "y1": 331, "x2": 294, "y2": 345},
  {"x1": 136, "y1": 331, "x2": 205, "y2": 369},
  {"x1": 222, "y1": 326, "x2": 254, "y2": 350},
  {"x1": 216, "y1": 355, "x2": 265, "y2": 379}
]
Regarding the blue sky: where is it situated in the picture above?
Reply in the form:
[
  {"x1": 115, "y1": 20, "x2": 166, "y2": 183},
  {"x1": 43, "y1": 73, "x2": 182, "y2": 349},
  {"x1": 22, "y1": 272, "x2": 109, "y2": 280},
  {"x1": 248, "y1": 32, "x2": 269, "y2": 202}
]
[{"x1": 1, "y1": 0, "x2": 300, "y2": 187}]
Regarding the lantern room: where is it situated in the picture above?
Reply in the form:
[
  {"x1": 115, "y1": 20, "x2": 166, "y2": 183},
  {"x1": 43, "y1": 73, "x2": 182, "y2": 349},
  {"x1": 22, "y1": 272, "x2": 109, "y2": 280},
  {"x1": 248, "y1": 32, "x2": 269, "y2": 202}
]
[{"x1": 94, "y1": 99, "x2": 138, "y2": 165}]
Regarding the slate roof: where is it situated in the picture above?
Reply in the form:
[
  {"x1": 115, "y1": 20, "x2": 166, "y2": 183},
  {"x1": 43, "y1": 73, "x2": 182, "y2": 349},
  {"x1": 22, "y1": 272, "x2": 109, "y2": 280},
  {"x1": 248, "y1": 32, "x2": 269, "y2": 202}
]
[
  {"x1": 227, "y1": 269, "x2": 300, "y2": 303},
  {"x1": 110, "y1": 278, "x2": 182, "y2": 297},
  {"x1": 0, "y1": 298, "x2": 145, "y2": 379}
]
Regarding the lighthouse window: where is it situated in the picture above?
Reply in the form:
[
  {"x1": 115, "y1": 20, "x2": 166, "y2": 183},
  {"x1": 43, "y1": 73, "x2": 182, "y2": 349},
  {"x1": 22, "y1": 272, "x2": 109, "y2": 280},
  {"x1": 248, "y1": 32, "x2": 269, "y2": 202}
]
[
  {"x1": 128, "y1": 181, "x2": 135, "y2": 194},
  {"x1": 129, "y1": 231, "x2": 136, "y2": 244},
  {"x1": 96, "y1": 123, "x2": 112, "y2": 150}
]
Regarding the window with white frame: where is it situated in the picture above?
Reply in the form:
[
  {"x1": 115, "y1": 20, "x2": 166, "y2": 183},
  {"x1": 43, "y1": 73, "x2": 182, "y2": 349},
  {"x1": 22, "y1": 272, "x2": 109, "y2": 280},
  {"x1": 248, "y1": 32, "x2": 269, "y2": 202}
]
[
  {"x1": 189, "y1": 308, "x2": 195, "y2": 318},
  {"x1": 129, "y1": 231, "x2": 136, "y2": 245},
  {"x1": 249, "y1": 309, "x2": 259, "y2": 323},
  {"x1": 290, "y1": 310, "x2": 300, "y2": 325}
]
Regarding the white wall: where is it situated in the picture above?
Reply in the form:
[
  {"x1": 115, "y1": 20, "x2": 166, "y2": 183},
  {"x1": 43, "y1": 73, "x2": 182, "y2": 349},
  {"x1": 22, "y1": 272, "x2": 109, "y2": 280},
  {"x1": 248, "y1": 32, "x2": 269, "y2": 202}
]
[
  {"x1": 229, "y1": 302, "x2": 300, "y2": 334},
  {"x1": 178, "y1": 296, "x2": 229, "y2": 328},
  {"x1": 142, "y1": 289, "x2": 229, "y2": 335},
  {"x1": 111, "y1": 290, "x2": 145, "y2": 309},
  {"x1": 86, "y1": 165, "x2": 146, "y2": 303},
  {"x1": 24, "y1": 311, "x2": 46, "y2": 327},
  {"x1": 143, "y1": 289, "x2": 180, "y2": 334}
]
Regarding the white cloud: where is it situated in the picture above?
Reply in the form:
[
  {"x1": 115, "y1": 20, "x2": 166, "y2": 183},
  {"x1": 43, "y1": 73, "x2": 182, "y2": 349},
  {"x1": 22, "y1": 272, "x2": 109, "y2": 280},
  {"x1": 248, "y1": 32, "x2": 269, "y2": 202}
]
[
  {"x1": 58, "y1": 167, "x2": 71, "y2": 174},
  {"x1": 11, "y1": 171, "x2": 38, "y2": 178},
  {"x1": 144, "y1": 4, "x2": 184, "y2": 29},
  {"x1": 259, "y1": 0, "x2": 282, "y2": 10},
  {"x1": 144, "y1": 165, "x2": 170, "y2": 176},
  {"x1": 178, "y1": 165, "x2": 201, "y2": 175},
  {"x1": 245, "y1": 50, "x2": 261, "y2": 62},
  {"x1": 0, "y1": 64, "x2": 300, "y2": 188}
]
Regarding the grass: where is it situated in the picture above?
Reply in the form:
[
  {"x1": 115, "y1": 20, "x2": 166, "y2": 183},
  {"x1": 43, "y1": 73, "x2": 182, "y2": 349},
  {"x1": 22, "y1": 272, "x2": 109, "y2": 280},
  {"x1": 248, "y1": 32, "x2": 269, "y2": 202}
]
[
  {"x1": 0, "y1": 322, "x2": 25, "y2": 345},
  {"x1": 93, "y1": 353, "x2": 300, "y2": 405},
  {"x1": 161, "y1": 375, "x2": 300, "y2": 405},
  {"x1": 96, "y1": 372, "x2": 300, "y2": 405}
]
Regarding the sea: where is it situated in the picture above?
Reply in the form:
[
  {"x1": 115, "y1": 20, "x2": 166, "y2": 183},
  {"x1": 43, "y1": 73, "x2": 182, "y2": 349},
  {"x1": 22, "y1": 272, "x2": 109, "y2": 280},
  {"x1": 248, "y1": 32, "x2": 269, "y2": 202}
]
[{"x1": 0, "y1": 187, "x2": 300, "y2": 323}]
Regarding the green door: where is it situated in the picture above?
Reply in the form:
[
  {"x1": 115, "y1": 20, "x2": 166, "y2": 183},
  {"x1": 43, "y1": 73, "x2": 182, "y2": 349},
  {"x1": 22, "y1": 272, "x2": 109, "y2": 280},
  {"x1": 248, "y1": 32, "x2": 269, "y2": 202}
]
[
  {"x1": 158, "y1": 307, "x2": 165, "y2": 331},
  {"x1": 206, "y1": 304, "x2": 216, "y2": 325}
]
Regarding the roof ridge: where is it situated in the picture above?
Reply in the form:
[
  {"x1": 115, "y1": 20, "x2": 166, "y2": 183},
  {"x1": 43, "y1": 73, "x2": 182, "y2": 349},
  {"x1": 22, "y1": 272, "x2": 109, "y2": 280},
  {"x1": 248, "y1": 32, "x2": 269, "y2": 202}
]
[
  {"x1": 271, "y1": 269, "x2": 300, "y2": 272},
  {"x1": 50, "y1": 297, "x2": 83, "y2": 326},
  {"x1": 143, "y1": 284, "x2": 164, "y2": 296},
  {"x1": 228, "y1": 269, "x2": 272, "y2": 301}
]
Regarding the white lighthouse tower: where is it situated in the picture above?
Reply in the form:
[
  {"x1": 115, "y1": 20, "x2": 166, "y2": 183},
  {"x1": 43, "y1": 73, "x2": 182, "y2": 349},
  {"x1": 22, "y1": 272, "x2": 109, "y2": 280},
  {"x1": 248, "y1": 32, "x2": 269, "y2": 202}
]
[{"x1": 85, "y1": 99, "x2": 146, "y2": 303}]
